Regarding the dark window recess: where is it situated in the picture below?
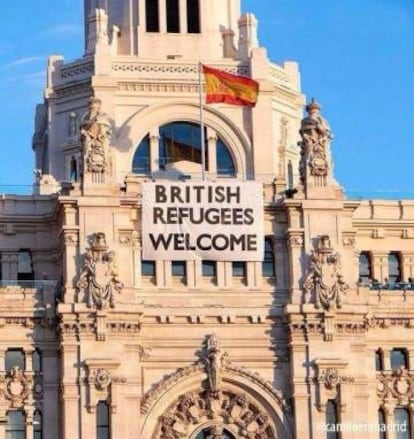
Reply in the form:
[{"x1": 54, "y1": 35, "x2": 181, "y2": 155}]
[
  {"x1": 166, "y1": 0, "x2": 180, "y2": 33},
  {"x1": 142, "y1": 260, "x2": 156, "y2": 277},
  {"x1": 378, "y1": 409, "x2": 386, "y2": 439},
  {"x1": 202, "y1": 261, "x2": 216, "y2": 277},
  {"x1": 97, "y1": 401, "x2": 110, "y2": 439},
  {"x1": 391, "y1": 348, "x2": 408, "y2": 370},
  {"x1": 287, "y1": 160, "x2": 294, "y2": 189},
  {"x1": 146, "y1": 0, "x2": 160, "y2": 32},
  {"x1": 325, "y1": 399, "x2": 339, "y2": 439},
  {"x1": 232, "y1": 261, "x2": 246, "y2": 278},
  {"x1": 375, "y1": 349, "x2": 383, "y2": 372},
  {"x1": 34, "y1": 410, "x2": 42, "y2": 439},
  {"x1": 358, "y1": 252, "x2": 371, "y2": 285},
  {"x1": 33, "y1": 350, "x2": 41, "y2": 374},
  {"x1": 394, "y1": 408, "x2": 410, "y2": 439},
  {"x1": 6, "y1": 410, "x2": 26, "y2": 439},
  {"x1": 262, "y1": 237, "x2": 275, "y2": 277},
  {"x1": 18, "y1": 250, "x2": 34, "y2": 282},
  {"x1": 5, "y1": 349, "x2": 25, "y2": 372},
  {"x1": 388, "y1": 252, "x2": 401, "y2": 284},
  {"x1": 132, "y1": 135, "x2": 151, "y2": 175},
  {"x1": 172, "y1": 261, "x2": 186, "y2": 277},
  {"x1": 186, "y1": 0, "x2": 200, "y2": 33}
]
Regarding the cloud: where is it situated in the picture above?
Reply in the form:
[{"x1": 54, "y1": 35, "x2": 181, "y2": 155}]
[
  {"x1": 39, "y1": 23, "x2": 82, "y2": 38},
  {"x1": 0, "y1": 71, "x2": 45, "y2": 85},
  {"x1": 3, "y1": 56, "x2": 45, "y2": 69}
]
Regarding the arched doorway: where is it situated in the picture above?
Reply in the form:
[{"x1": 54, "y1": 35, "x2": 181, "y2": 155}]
[{"x1": 194, "y1": 425, "x2": 235, "y2": 439}]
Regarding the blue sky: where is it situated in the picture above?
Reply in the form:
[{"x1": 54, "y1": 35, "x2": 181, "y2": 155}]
[{"x1": 1, "y1": 0, "x2": 414, "y2": 197}]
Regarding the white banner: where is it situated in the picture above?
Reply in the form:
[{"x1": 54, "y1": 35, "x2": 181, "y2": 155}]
[{"x1": 142, "y1": 181, "x2": 264, "y2": 261}]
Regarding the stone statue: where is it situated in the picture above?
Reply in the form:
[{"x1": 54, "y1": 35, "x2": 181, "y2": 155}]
[
  {"x1": 205, "y1": 334, "x2": 227, "y2": 395},
  {"x1": 299, "y1": 99, "x2": 332, "y2": 183},
  {"x1": 80, "y1": 98, "x2": 112, "y2": 175},
  {"x1": 77, "y1": 233, "x2": 124, "y2": 309}
]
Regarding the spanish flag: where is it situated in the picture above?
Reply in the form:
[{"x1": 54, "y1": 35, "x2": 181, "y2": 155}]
[{"x1": 202, "y1": 65, "x2": 259, "y2": 108}]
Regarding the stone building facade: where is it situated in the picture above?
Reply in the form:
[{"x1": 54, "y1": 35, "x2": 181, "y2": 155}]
[{"x1": 0, "y1": 1, "x2": 412, "y2": 438}]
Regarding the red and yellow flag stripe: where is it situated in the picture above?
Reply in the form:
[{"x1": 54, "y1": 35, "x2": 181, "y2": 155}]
[{"x1": 202, "y1": 65, "x2": 259, "y2": 108}]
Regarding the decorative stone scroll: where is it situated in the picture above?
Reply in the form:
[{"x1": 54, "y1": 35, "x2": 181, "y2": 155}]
[
  {"x1": 0, "y1": 367, "x2": 33, "y2": 408},
  {"x1": 377, "y1": 367, "x2": 414, "y2": 406},
  {"x1": 77, "y1": 233, "x2": 124, "y2": 309},
  {"x1": 80, "y1": 98, "x2": 112, "y2": 182},
  {"x1": 299, "y1": 99, "x2": 332, "y2": 186},
  {"x1": 303, "y1": 235, "x2": 348, "y2": 310}
]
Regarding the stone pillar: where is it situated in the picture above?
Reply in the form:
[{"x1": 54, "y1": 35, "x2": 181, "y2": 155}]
[
  {"x1": 61, "y1": 343, "x2": 80, "y2": 439},
  {"x1": 179, "y1": 0, "x2": 187, "y2": 32},
  {"x1": 149, "y1": 131, "x2": 160, "y2": 174},
  {"x1": 371, "y1": 252, "x2": 388, "y2": 283},
  {"x1": 132, "y1": 236, "x2": 141, "y2": 289},
  {"x1": 1, "y1": 251, "x2": 18, "y2": 282},
  {"x1": 206, "y1": 129, "x2": 217, "y2": 177},
  {"x1": 159, "y1": 0, "x2": 167, "y2": 33},
  {"x1": 290, "y1": 341, "x2": 312, "y2": 438}
]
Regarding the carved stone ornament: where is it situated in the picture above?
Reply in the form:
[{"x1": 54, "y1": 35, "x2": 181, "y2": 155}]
[
  {"x1": 77, "y1": 232, "x2": 124, "y2": 309},
  {"x1": 0, "y1": 367, "x2": 33, "y2": 408},
  {"x1": 156, "y1": 390, "x2": 274, "y2": 439},
  {"x1": 377, "y1": 367, "x2": 414, "y2": 405},
  {"x1": 303, "y1": 235, "x2": 349, "y2": 310},
  {"x1": 80, "y1": 98, "x2": 112, "y2": 175},
  {"x1": 94, "y1": 368, "x2": 112, "y2": 391},
  {"x1": 299, "y1": 99, "x2": 332, "y2": 184}
]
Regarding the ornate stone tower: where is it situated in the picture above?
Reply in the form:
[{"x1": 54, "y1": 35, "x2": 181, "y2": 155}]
[{"x1": 32, "y1": 0, "x2": 304, "y2": 195}]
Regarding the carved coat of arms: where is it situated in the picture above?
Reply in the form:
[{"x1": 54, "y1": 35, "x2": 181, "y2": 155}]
[
  {"x1": 77, "y1": 233, "x2": 124, "y2": 309},
  {"x1": 303, "y1": 235, "x2": 348, "y2": 310}
]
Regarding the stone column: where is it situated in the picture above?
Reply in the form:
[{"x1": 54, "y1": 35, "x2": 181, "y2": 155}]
[
  {"x1": 61, "y1": 343, "x2": 80, "y2": 439},
  {"x1": 206, "y1": 129, "x2": 217, "y2": 177},
  {"x1": 1, "y1": 251, "x2": 18, "y2": 282},
  {"x1": 149, "y1": 131, "x2": 160, "y2": 174},
  {"x1": 179, "y1": 0, "x2": 187, "y2": 32},
  {"x1": 371, "y1": 252, "x2": 388, "y2": 284},
  {"x1": 132, "y1": 235, "x2": 141, "y2": 289}
]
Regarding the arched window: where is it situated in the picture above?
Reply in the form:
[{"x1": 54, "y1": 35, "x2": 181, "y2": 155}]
[
  {"x1": 132, "y1": 122, "x2": 236, "y2": 177},
  {"x1": 326, "y1": 399, "x2": 338, "y2": 439},
  {"x1": 195, "y1": 429, "x2": 235, "y2": 439},
  {"x1": 34, "y1": 410, "x2": 42, "y2": 439},
  {"x1": 391, "y1": 348, "x2": 408, "y2": 370},
  {"x1": 6, "y1": 411, "x2": 26, "y2": 439},
  {"x1": 394, "y1": 408, "x2": 410, "y2": 439},
  {"x1": 97, "y1": 401, "x2": 110, "y2": 439},
  {"x1": 132, "y1": 134, "x2": 150, "y2": 175}
]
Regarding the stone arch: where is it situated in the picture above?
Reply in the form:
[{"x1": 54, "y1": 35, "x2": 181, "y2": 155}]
[
  {"x1": 116, "y1": 101, "x2": 253, "y2": 179},
  {"x1": 140, "y1": 363, "x2": 293, "y2": 439}
]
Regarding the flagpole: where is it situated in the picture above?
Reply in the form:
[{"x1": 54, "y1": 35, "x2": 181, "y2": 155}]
[{"x1": 198, "y1": 62, "x2": 206, "y2": 181}]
